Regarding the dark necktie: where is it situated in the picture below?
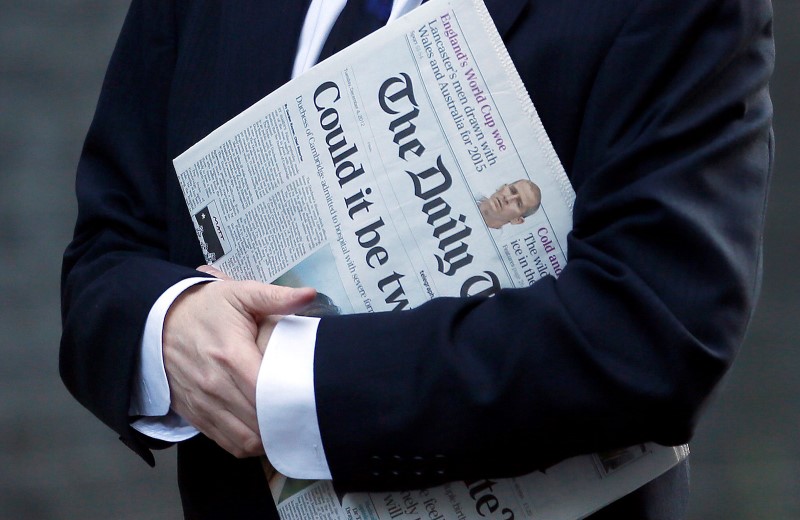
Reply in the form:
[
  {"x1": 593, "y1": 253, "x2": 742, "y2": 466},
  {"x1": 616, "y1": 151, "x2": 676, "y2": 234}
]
[{"x1": 317, "y1": 0, "x2": 394, "y2": 62}]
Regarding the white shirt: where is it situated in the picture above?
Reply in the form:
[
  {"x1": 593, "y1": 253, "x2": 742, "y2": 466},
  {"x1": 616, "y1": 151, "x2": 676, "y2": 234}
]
[{"x1": 130, "y1": 0, "x2": 422, "y2": 480}]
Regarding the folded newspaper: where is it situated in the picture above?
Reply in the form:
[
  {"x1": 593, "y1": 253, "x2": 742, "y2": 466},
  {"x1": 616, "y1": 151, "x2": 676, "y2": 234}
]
[{"x1": 173, "y1": 0, "x2": 689, "y2": 518}]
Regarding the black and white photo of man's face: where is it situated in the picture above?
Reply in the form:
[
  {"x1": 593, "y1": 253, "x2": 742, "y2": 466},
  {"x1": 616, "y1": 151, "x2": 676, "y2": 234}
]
[{"x1": 479, "y1": 179, "x2": 541, "y2": 229}]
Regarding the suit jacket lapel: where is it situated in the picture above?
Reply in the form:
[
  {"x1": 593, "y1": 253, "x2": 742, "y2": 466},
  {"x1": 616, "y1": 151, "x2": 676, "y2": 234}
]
[{"x1": 482, "y1": 0, "x2": 528, "y2": 37}]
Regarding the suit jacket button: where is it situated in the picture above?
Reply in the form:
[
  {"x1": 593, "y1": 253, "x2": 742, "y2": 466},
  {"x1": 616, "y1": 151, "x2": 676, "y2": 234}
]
[
  {"x1": 411, "y1": 456, "x2": 424, "y2": 476},
  {"x1": 390, "y1": 455, "x2": 404, "y2": 476},
  {"x1": 434, "y1": 454, "x2": 446, "y2": 476},
  {"x1": 370, "y1": 455, "x2": 383, "y2": 476}
]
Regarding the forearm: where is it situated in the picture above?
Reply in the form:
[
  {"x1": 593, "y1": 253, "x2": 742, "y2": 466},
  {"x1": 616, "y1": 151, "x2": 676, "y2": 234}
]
[{"x1": 311, "y1": 0, "x2": 774, "y2": 489}]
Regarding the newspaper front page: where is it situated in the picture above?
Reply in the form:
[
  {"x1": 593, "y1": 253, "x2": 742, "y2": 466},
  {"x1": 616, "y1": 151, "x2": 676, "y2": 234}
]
[{"x1": 173, "y1": 0, "x2": 688, "y2": 518}]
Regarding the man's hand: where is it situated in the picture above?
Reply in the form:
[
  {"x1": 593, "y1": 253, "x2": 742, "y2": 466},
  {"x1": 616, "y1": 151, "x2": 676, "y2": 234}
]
[
  {"x1": 195, "y1": 265, "x2": 284, "y2": 356},
  {"x1": 163, "y1": 268, "x2": 315, "y2": 458}
]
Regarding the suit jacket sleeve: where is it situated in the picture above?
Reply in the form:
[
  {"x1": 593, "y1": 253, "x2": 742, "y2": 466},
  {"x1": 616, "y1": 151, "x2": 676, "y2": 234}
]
[
  {"x1": 312, "y1": 0, "x2": 775, "y2": 489},
  {"x1": 59, "y1": 0, "x2": 210, "y2": 464}
]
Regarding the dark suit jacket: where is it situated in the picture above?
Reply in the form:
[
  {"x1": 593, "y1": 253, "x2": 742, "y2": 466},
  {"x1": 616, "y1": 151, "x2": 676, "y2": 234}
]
[{"x1": 60, "y1": 0, "x2": 774, "y2": 518}]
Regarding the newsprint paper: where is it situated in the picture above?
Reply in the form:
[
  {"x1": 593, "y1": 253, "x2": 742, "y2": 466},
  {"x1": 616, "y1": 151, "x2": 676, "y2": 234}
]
[{"x1": 173, "y1": 0, "x2": 689, "y2": 518}]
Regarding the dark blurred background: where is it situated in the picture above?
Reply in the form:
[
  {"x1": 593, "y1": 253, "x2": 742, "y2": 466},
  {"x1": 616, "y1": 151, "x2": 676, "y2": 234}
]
[{"x1": 0, "y1": 1, "x2": 796, "y2": 518}]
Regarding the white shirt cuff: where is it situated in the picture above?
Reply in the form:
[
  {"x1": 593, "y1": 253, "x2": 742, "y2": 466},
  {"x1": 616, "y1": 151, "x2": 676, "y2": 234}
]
[
  {"x1": 131, "y1": 411, "x2": 201, "y2": 442},
  {"x1": 257, "y1": 315, "x2": 331, "y2": 479},
  {"x1": 129, "y1": 276, "x2": 217, "y2": 441}
]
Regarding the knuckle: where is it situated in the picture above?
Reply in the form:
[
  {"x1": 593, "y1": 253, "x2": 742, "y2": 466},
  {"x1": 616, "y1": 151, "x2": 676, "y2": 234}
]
[
  {"x1": 212, "y1": 349, "x2": 241, "y2": 375},
  {"x1": 229, "y1": 446, "x2": 246, "y2": 459},
  {"x1": 196, "y1": 372, "x2": 218, "y2": 395},
  {"x1": 222, "y1": 442, "x2": 243, "y2": 458},
  {"x1": 207, "y1": 348, "x2": 228, "y2": 368},
  {"x1": 243, "y1": 435, "x2": 262, "y2": 456},
  {"x1": 230, "y1": 433, "x2": 261, "y2": 458}
]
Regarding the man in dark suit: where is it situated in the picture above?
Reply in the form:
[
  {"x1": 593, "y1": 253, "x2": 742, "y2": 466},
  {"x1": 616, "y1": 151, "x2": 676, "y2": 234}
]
[{"x1": 60, "y1": 0, "x2": 774, "y2": 518}]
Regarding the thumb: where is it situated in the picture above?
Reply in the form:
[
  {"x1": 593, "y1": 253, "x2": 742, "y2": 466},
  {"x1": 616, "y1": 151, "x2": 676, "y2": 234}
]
[{"x1": 232, "y1": 281, "x2": 317, "y2": 318}]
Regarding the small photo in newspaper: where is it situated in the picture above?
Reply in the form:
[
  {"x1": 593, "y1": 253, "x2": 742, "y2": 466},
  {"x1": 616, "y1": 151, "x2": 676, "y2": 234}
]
[
  {"x1": 193, "y1": 200, "x2": 230, "y2": 264},
  {"x1": 273, "y1": 246, "x2": 356, "y2": 316}
]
